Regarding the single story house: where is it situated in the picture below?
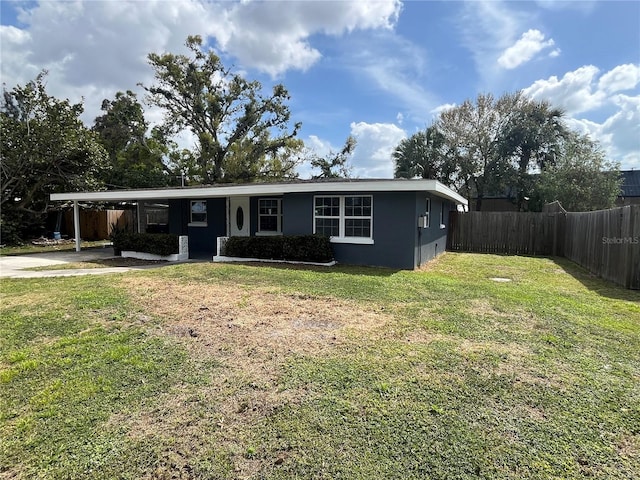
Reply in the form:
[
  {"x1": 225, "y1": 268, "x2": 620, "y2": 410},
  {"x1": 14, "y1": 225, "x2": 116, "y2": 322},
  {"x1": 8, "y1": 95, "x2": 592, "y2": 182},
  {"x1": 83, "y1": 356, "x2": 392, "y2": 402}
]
[{"x1": 50, "y1": 179, "x2": 467, "y2": 270}]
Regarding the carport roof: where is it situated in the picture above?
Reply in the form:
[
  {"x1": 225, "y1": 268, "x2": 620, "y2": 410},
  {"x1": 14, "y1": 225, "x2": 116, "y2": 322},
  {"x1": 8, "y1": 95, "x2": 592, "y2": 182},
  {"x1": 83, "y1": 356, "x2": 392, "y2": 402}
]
[{"x1": 50, "y1": 178, "x2": 468, "y2": 206}]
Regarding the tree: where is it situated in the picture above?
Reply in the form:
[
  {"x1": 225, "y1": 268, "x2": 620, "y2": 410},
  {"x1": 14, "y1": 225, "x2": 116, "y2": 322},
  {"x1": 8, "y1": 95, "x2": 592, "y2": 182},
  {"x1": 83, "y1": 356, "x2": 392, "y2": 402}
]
[
  {"x1": 1, "y1": 72, "x2": 108, "y2": 244},
  {"x1": 93, "y1": 90, "x2": 147, "y2": 158},
  {"x1": 310, "y1": 136, "x2": 356, "y2": 179},
  {"x1": 142, "y1": 35, "x2": 301, "y2": 184},
  {"x1": 530, "y1": 132, "x2": 622, "y2": 211},
  {"x1": 223, "y1": 136, "x2": 304, "y2": 183},
  {"x1": 437, "y1": 93, "x2": 521, "y2": 210},
  {"x1": 393, "y1": 125, "x2": 453, "y2": 182},
  {"x1": 93, "y1": 91, "x2": 178, "y2": 189},
  {"x1": 498, "y1": 98, "x2": 566, "y2": 210}
]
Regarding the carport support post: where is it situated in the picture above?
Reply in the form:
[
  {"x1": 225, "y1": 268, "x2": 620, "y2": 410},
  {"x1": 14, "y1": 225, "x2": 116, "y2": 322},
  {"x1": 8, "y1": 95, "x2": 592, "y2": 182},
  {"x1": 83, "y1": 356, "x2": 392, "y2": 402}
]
[{"x1": 73, "y1": 200, "x2": 81, "y2": 252}]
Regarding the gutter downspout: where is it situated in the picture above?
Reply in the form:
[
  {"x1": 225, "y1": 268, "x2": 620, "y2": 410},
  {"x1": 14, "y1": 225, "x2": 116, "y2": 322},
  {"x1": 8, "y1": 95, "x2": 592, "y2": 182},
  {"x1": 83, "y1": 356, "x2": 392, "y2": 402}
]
[{"x1": 73, "y1": 200, "x2": 81, "y2": 252}]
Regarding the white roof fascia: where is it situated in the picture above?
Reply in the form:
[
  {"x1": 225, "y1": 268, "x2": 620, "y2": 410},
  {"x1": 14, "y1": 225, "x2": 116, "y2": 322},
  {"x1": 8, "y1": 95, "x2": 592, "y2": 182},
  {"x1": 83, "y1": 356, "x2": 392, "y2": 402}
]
[{"x1": 50, "y1": 179, "x2": 468, "y2": 206}]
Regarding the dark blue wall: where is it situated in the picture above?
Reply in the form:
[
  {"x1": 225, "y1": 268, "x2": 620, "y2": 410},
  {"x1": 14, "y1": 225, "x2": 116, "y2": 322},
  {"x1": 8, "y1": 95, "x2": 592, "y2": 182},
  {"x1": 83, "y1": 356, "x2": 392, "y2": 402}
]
[
  {"x1": 168, "y1": 199, "x2": 188, "y2": 235},
  {"x1": 169, "y1": 198, "x2": 226, "y2": 259},
  {"x1": 414, "y1": 194, "x2": 451, "y2": 267},
  {"x1": 169, "y1": 192, "x2": 456, "y2": 268},
  {"x1": 283, "y1": 191, "x2": 416, "y2": 269},
  {"x1": 282, "y1": 193, "x2": 312, "y2": 235}
]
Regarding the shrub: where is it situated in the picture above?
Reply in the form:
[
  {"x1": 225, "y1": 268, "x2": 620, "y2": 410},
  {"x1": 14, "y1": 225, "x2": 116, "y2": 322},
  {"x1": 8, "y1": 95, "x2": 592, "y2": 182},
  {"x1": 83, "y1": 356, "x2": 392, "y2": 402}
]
[
  {"x1": 224, "y1": 235, "x2": 333, "y2": 263},
  {"x1": 112, "y1": 232, "x2": 179, "y2": 257}
]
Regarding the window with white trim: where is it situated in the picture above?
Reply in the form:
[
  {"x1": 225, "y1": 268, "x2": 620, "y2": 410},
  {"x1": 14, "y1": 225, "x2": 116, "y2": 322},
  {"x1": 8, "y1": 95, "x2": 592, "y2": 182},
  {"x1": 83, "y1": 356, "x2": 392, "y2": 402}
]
[
  {"x1": 258, "y1": 198, "x2": 282, "y2": 234},
  {"x1": 314, "y1": 195, "x2": 373, "y2": 242},
  {"x1": 425, "y1": 198, "x2": 431, "y2": 228},
  {"x1": 440, "y1": 202, "x2": 445, "y2": 229},
  {"x1": 190, "y1": 200, "x2": 207, "y2": 225}
]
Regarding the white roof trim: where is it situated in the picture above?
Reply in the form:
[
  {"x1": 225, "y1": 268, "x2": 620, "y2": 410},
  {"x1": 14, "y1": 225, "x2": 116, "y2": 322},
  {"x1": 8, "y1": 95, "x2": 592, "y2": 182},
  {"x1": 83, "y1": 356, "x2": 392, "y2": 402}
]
[{"x1": 50, "y1": 179, "x2": 468, "y2": 206}]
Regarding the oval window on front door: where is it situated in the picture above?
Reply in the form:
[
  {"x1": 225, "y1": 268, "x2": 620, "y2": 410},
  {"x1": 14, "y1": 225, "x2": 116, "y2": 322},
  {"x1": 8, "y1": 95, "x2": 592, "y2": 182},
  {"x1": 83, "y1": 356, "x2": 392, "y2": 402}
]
[{"x1": 236, "y1": 206, "x2": 244, "y2": 231}]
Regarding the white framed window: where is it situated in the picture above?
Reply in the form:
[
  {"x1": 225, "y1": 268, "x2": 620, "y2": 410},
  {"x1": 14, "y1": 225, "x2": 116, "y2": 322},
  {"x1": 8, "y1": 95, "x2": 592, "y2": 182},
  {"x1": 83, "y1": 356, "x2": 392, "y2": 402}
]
[
  {"x1": 440, "y1": 202, "x2": 446, "y2": 229},
  {"x1": 425, "y1": 198, "x2": 431, "y2": 228},
  {"x1": 314, "y1": 195, "x2": 373, "y2": 244},
  {"x1": 190, "y1": 200, "x2": 207, "y2": 226},
  {"x1": 258, "y1": 198, "x2": 282, "y2": 234}
]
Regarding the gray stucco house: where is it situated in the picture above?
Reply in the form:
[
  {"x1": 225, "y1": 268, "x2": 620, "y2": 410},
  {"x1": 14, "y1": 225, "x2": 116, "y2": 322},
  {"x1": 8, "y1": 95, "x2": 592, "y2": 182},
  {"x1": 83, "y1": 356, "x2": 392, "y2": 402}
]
[{"x1": 51, "y1": 179, "x2": 467, "y2": 270}]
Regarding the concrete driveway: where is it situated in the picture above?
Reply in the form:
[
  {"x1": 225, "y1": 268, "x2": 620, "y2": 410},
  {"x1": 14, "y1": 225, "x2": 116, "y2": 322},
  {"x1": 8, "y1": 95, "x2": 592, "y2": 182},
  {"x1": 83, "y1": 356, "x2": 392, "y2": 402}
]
[{"x1": 0, "y1": 248, "x2": 162, "y2": 279}]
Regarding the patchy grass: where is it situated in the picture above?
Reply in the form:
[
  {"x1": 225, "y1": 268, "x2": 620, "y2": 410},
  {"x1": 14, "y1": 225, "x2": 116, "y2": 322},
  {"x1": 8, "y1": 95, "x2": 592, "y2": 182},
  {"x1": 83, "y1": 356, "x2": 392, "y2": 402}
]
[{"x1": 1, "y1": 253, "x2": 638, "y2": 479}]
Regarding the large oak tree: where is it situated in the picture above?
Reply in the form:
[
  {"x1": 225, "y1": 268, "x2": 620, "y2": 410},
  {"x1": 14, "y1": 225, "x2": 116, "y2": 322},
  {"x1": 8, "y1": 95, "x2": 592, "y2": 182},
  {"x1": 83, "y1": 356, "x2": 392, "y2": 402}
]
[{"x1": 142, "y1": 35, "x2": 301, "y2": 184}]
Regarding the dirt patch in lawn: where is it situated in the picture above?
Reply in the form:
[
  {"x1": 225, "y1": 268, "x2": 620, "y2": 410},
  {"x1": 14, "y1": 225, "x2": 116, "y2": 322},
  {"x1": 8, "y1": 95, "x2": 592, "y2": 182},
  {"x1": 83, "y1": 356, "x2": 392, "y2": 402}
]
[
  {"x1": 121, "y1": 277, "x2": 390, "y2": 359},
  {"x1": 115, "y1": 276, "x2": 392, "y2": 477}
]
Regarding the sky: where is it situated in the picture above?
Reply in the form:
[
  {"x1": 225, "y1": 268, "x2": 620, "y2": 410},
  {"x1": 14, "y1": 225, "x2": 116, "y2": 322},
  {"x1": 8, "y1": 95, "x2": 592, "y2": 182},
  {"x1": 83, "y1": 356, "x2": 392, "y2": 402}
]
[{"x1": 1, "y1": 0, "x2": 639, "y2": 179}]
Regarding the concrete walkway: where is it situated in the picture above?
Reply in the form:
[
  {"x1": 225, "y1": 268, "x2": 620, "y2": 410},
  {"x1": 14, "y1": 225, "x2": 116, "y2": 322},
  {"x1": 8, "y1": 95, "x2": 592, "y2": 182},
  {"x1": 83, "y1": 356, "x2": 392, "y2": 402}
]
[{"x1": 0, "y1": 248, "x2": 173, "y2": 279}]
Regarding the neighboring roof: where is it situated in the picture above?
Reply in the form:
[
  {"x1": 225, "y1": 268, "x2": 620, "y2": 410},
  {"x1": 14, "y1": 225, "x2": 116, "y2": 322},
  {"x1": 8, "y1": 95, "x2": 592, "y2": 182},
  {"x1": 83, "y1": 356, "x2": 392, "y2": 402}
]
[
  {"x1": 50, "y1": 179, "x2": 468, "y2": 206},
  {"x1": 621, "y1": 170, "x2": 640, "y2": 197}
]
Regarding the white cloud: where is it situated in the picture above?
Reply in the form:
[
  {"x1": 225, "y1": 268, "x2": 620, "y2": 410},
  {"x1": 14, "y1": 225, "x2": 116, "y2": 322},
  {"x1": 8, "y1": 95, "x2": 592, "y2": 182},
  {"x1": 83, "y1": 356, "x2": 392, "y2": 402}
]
[
  {"x1": 522, "y1": 65, "x2": 606, "y2": 114},
  {"x1": 456, "y1": 1, "x2": 527, "y2": 84},
  {"x1": 430, "y1": 103, "x2": 457, "y2": 116},
  {"x1": 298, "y1": 125, "x2": 406, "y2": 179},
  {"x1": 598, "y1": 64, "x2": 640, "y2": 94},
  {"x1": 1, "y1": 0, "x2": 217, "y2": 125},
  {"x1": 524, "y1": 65, "x2": 640, "y2": 169},
  {"x1": 212, "y1": 0, "x2": 402, "y2": 77},
  {"x1": 0, "y1": 0, "x2": 402, "y2": 131},
  {"x1": 497, "y1": 29, "x2": 556, "y2": 69},
  {"x1": 344, "y1": 31, "x2": 440, "y2": 126},
  {"x1": 349, "y1": 122, "x2": 406, "y2": 178},
  {"x1": 602, "y1": 94, "x2": 640, "y2": 164}
]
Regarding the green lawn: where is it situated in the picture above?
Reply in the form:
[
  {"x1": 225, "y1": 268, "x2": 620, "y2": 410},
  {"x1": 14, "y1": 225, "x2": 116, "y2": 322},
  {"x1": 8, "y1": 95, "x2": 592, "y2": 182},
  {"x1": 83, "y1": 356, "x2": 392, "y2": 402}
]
[
  {"x1": 0, "y1": 240, "x2": 111, "y2": 256},
  {"x1": 1, "y1": 253, "x2": 638, "y2": 479}
]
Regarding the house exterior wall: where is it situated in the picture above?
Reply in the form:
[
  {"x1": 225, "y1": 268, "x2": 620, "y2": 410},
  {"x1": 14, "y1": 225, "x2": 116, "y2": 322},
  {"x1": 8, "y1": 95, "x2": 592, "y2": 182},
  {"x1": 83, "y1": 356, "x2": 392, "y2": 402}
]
[
  {"x1": 414, "y1": 194, "x2": 451, "y2": 268},
  {"x1": 282, "y1": 191, "x2": 416, "y2": 269},
  {"x1": 169, "y1": 190, "x2": 455, "y2": 269},
  {"x1": 169, "y1": 198, "x2": 226, "y2": 259}
]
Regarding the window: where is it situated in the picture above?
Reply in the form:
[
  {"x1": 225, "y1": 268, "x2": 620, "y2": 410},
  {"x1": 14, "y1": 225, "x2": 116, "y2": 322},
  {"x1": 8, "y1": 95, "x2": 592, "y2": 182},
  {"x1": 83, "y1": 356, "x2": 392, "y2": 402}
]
[
  {"x1": 190, "y1": 200, "x2": 207, "y2": 225},
  {"x1": 258, "y1": 198, "x2": 282, "y2": 234},
  {"x1": 440, "y1": 202, "x2": 445, "y2": 229},
  {"x1": 314, "y1": 195, "x2": 373, "y2": 243},
  {"x1": 314, "y1": 196, "x2": 340, "y2": 237},
  {"x1": 144, "y1": 202, "x2": 169, "y2": 233},
  {"x1": 425, "y1": 198, "x2": 431, "y2": 228}
]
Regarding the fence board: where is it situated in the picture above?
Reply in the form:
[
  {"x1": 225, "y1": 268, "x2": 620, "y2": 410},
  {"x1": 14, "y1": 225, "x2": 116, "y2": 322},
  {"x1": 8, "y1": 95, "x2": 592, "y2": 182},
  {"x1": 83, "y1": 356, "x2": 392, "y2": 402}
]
[
  {"x1": 63, "y1": 210, "x2": 134, "y2": 241},
  {"x1": 447, "y1": 211, "x2": 555, "y2": 256},
  {"x1": 448, "y1": 206, "x2": 640, "y2": 289}
]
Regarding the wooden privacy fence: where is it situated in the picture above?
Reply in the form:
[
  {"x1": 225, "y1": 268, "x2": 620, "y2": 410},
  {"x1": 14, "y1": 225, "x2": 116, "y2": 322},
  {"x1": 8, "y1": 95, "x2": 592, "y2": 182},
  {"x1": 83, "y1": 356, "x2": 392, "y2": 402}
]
[
  {"x1": 62, "y1": 209, "x2": 134, "y2": 240},
  {"x1": 447, "y1": 205, "x2": 640, "y2": 289},
  {"x1": 563, "y1": 206, "x2": 640, "y2": 290},
  {"x1": 447, "y1": 211, "x2": 563, "y2": 256}
]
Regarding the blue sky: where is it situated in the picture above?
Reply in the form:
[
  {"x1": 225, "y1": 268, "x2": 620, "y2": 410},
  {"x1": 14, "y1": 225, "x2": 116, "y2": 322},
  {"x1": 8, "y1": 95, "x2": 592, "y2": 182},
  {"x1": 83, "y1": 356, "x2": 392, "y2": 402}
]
[{"x1": 1, "y1": 0, "x2": 639, "y2": 179}]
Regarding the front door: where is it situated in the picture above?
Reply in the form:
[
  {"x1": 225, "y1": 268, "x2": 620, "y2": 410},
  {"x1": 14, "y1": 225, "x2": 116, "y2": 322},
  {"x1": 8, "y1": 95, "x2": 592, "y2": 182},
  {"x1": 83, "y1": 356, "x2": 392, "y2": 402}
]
[{"x1": 229, "y1": 197, "x2": 250, "y2": 237}]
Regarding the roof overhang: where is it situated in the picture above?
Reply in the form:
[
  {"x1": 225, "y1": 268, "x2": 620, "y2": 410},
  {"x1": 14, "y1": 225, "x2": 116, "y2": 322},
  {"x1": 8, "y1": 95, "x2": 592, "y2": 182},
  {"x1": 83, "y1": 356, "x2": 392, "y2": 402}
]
[{"x1": 50, "y1": 179, "x2": 468, "y2": 206}]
